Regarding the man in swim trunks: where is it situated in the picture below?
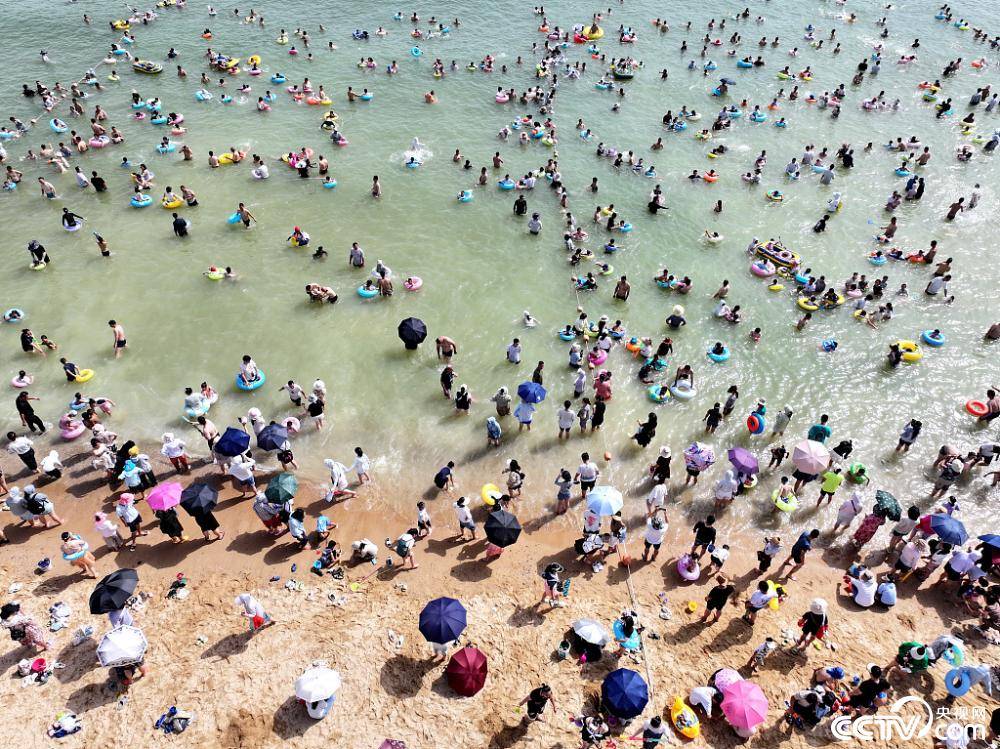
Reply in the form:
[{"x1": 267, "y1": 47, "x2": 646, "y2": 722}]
[
  {"x1": 436, "y1": 336, "x2": 458, "y2": 360},
  {"x1": 108, "y1": 320, "x2": 126, "y2": 358}
]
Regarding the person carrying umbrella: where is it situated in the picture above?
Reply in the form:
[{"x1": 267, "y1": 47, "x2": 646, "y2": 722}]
[{"x1": 180, "y1": 483, "x2": 225, "y2": 541}]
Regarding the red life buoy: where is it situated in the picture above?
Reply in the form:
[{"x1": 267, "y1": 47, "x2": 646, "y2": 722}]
[{"x1": 966, "y1": 400, "x2": 988, "y2": 418}]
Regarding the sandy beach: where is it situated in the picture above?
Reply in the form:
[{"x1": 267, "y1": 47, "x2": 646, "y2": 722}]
[{"x1": 0, "y1": 450, "x2": 995, "y2": 749}]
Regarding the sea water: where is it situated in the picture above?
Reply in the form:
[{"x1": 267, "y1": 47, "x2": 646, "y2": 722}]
[{"x1": 0, "y1": 0, "x2": 997, "y2": 529}]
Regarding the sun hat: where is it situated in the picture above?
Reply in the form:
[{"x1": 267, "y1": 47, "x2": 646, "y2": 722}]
[{"x1": 810, "y1": 598, "x2": 828, "y2": 615}]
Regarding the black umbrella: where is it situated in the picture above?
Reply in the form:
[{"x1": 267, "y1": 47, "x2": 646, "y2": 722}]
[
  {"x1": 484, "y1": 510, "x2": 522, "y2": 548},
  {"x1": 397, "y1": 317, "x2": 427, "y2": 350},
  {"x1": 180, "y1": 483, "x2": 219, "y2": 514},
  {"x1": 89, "y1": 568, "x2": 139, "y2": 614},
  {"x1": 256, "y1": 423, "x2": 288, "y2": 451}
]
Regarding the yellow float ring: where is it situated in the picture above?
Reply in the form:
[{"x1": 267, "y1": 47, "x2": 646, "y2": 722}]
[
  {"x1": 898, "y1": 340, "x2": 923, "y2": 362},
  {"x1": 75, "y1": 369, "x2": 95, "y2": 383},
  {"x1": 481, "y1": 483, "x2": 502, "y2": 506}
]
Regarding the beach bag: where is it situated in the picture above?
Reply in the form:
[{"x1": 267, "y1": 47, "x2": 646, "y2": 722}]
[
  {"x1": 395, "y1": 539, "x2": 410, "y2": 557},
  {"x1": 573, "y1": 538, "x2": 587, "y2": 555}
]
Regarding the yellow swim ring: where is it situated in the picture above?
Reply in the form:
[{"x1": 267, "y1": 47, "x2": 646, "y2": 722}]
[
  {"x1": 247, "y1": 55, "x2": 261, "y2": 66},
  {"x1": 768, "y1": 283, "x2": 784, "y2": 292},
  {"x1": 670, "y1": 697, "x2": 700, "y2": 739},
  {"x1": 898, "y1": 340, "x2": 923, "y2": 362},
  {"x1": 797, "y1": 297, "x2": 819, "y2": 312},
  {"x1": 75, "y1": 369, "x2": 95, "y2": 383},
  {"x1": 481, "y1": 483, "x2": 502, "y2": 506},
  {"x1": 162, "y1": 198, "x2": 183, "y2": 209}
]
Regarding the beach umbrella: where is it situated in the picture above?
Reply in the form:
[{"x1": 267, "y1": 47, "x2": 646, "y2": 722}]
[
  {"x1": 97, "y1": 625, "x2": 148, "y2": 667},
  {"x1": 683, "y1": 442, "x2": 715, "y2": 470},
  {"x1": 294, "y1": 666, "x2": 342, "y2": 702},
  {"x1": 445, "y1": 646, "x2": 487, "y2": 696},
  {"x1": 874, "y1": 489, "x2": 902, "y2": 522},
  {"x1": 713, "y1": 668, "x2": 743, "y2": 691},
  {"x1": 721, "y1": 680, "x2": 769, "y2": 731},
  {"x1": 397, "y1": 317, "x2": 427, "y2": 350},
  {"x1": 264, "y1": 472, "x2": 299, "y2": 503},
  {"x1": 146, "y1": 482, "x2": 182, "y2": 511},
  {"x1": 727, "y1": 447, "x2": 759, "y2": 475},
  {"x1": 572, "y1": 618, "x2": 610, "y2": 646},
  {"x1": 484, "y1": 509, "x2": 521, "y2": 548},
  {"x1": 602, "y1": 669, "x2": 649, "y2": 719},
  {"x1": 180, "y1": 482, "x2": 218, "y2": 514},
  {"x1": 256, "y1": 423, "x2": 288, "y2": 451},
  {"x1": 930, "y1": 514, "x2": 968, "y2": 545},
  {"x1": 214, "y1": 427, "x2": 251, "y2": 457},
  {"x1": 586, "y1": 485, "x2": 623, "y2": 516},
  {"x1": 418, "y1": 598, "x2": 467, "y2": 644},
  {"x1": 978, "y1": 534, "x2": 1000, "y2": 550},
  {"x1": 791, "y1": 440, "x2": 830, "y2": 475},
  {"x1": 516, "y1": 381, "x2": 547, "y2": 404},
  {"x1": 89, "y1": 569, "x2": 138, "y2": 614}
]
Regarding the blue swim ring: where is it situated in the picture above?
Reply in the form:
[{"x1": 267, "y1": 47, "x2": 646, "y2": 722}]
[
  {"x1": 736, "y1": 60, "x2": 753, "y2": 69},
  {"x1": 130, "y1": 195, "x2": 152, "y2": 208},
  {"x1": 647, "y1": 385, "x2": 670, "y2": 403},
  {"x1": 558, "y1": 330, "x2": 575, "y2": 341},
  {"x1": 235, "y1": 371, "x2": 266, "y2": 391},
  {"x1": 156, "y1": 143, "x2": 176, "y2": 153},
  {"x1": 945, "y1": 669, "x2": 971, "y2": 697},
  {"x1": 921, "y1": 330, "x2": 945, "y2": 347},
  {"x1": 271, "y1": 74, "x2": 286, "y2": 83},
  {"x1": 410, "y1": 46, "x2": 422, "y2": 57},
  {"x1": 151, "y1": 116, "x2": 167, "y2": 125},
  {"x1": 498, "y1": 179, "x2": 515, "y2": 190},
  {"x1": 458, "y1": 190, "x2": 473, "y2": 203},
  {"x1": 227, "y1": 212, "x2": 242, "y2": 224},
  {"x1": 322, "y1": 179, "x2": 337, "y2": 189},
  {"x1": 619, "y1": 223, "x2": 633, "y2": 233},
  {"x1": 357, "y1": 285, "x2": 378, "y2": 298},
  {"x1": 707, "y1": 347, "x2": 730, "y2": 363}
]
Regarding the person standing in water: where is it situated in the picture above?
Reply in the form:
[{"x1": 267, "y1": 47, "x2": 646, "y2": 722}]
[{"x1": 108, "y1": 320, "x2": 126, "y2": 358}]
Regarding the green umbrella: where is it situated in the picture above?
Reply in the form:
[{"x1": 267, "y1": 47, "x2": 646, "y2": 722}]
[
  {"x1": 874, "y1": 489, "x2": 901, "y2": 522},
  {"x1": 264, "y1": 472, "x2": 299, "y2": 503}
]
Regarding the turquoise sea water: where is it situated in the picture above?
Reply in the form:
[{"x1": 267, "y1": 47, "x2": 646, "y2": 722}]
[{"x1": 0, "y1": 0, "x2": 997, "y2": 529}]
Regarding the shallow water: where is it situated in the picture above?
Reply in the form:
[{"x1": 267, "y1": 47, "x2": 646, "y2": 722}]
[{"x1": 1, "y1": 1, "x2": 998, "y2": 530}]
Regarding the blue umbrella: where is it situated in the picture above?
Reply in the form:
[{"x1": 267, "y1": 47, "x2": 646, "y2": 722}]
[
  {"x1": 601, "y1": 668, "x2": 649, "y2": 719},
  {"x1": 214, "y1": 427, "x2": 251, "y2": 457},
  {"x1": 978, "y1": 534, "x2": 1000, "y2": 550},
  {"x1": 418, "y1": 597, "x2": 467, "y2": 644},
  {"x1": 256, "y1": 423, "x2": 288, "y2": 451},
  {"x1": 930, "y1": 514, "x2": 968, "y2": 545},
  {"x1": 516, "y1": 381, "x2": 547, "y2": 404}
]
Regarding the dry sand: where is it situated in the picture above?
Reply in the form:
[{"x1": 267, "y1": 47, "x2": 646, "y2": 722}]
[{"x1": 0, "y1": 452, "x2": 995, "y2": 749}]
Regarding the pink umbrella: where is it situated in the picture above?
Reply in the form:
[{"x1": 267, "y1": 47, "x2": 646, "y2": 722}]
[
  {"x1": 712, "y1": 668, "x2": 743, "y2": 691},
  {"x1": 146, "y1": 482, "x2": 182, "y2": 511},
  {"x1": 721, "y1": 680, "x2": 768, "y2": 731}
]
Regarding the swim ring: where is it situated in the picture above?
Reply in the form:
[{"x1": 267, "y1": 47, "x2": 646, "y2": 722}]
[
  {"x1": 897, "y1": 340, "x2": 922, "y2": 362},
  {"x1": 235, "y1": 371, "x2": 266, "y2": 391},
  {"x1": 404, "y1": 277, "x2": 423, "y2": 291},
  {"x1": 481, "y1": 483, "x2": 503, "y2": 506},
  {"x1": 921, "y1": 330, "x2": 945, "y2": 347},
  {"x1": 669, "y1": 381, "x2": 696, "y2": 400},
  {"x1": 75, "y1": 369, "x2": 95, "y2": 383},
  {"x1": 772, "y1": 488, "x2": 798, "y2": 512},
  {"x1": 747, "y1": 413, "x2": 765, "y2": 434},
  {"x1": 357, "y1": 285, "x2": 378, "y2": 299},
  {"x1": 707, "y1": 347, "x2": 730, "y2": 363}
]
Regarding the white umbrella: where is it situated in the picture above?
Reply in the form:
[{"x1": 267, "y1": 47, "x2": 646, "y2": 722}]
[
  {"x1": 97, "y1": 625, "x2": 148, "y2": 667},
  {"x1": 791, "y1": 440, "x2": 831, "y2": 475},
  {"x1": 572, "y1": 618, "x2": 611, "y2": 646},
  {"x1": 295, "y1": 667, "x2": 342, "y2": 702},
  {"x1": 586, "y1": 486, "x2": 623, "y2": 516}
]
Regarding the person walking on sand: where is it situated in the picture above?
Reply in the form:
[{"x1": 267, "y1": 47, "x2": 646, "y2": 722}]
[
  {"x1": 520, "y1": 683, "x2": 557, "y2": 721},
  {"x1": 235, "y1": 593, "x2": 274, "y2": 633},
  {"x1": 777, "y1": 528, "x2": 820, "y2": 580},
  {"x1": 60, "y1": 531, "x2": 98, "y2": 578},
  {"x1": 701, "y1": 574, "x2": 737, "y2": 624},
  {"x1": 453, "y1": 496, "x2": 476, "y2": 540},
  {"x1": 389, "y1": 528, "x2": 419, "y2": 569},
  {"x1": 108, "y1": 320, "x2": 126, "y2": 358}
]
